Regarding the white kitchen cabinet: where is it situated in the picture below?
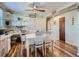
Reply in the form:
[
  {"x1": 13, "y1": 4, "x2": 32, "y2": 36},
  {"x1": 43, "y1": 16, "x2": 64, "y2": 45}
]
[
  {"x1": 3, "y1": 12, "x2": 12, "y2": 20},
  {"x1": 0, "y1": 34, "x2": 11, "y2": 57},
  {"x1": 3, "y1": 12, "x2": 13, "y2": 29}
]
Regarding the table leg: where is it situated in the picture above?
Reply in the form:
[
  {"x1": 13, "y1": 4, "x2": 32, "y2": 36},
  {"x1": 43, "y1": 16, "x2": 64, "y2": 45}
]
[{"x1": 26, "y1": 40, "x2": 29, "y2": 57}]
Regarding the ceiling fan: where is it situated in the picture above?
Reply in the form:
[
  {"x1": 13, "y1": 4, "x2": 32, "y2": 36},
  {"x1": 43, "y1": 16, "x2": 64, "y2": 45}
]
[
  {"x1": 25, "y1": 2, "x2": 45, "y2": 18},
  {"x1": 25, "y1": 2, "x2": 45, "y2": 12}
]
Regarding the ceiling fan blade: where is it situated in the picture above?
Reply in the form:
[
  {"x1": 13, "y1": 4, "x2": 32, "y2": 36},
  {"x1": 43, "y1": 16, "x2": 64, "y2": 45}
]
[
  {"x1": 37, "y1": 9, "x2": 45, "y2": 12},
  {"x1": 25, "y1": 9, "x2": 33, "y2": 11}
]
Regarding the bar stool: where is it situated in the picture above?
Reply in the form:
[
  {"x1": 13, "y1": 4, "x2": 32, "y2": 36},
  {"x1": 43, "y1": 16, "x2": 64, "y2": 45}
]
[{"x1": 44, "y1": 40, "x2": 53, "y2": 56}]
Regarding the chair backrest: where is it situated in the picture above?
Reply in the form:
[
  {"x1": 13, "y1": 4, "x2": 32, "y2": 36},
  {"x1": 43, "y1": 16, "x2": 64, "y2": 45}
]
[
  {"x1": 27, "y1": 38, "x2": 35, "y2": 45},
  {"x1": 34, "y1": 35, "x2": 44, "y2": 45},
  {"x1": 20, "y1": 34, "x2": 25, "y2": 42}
]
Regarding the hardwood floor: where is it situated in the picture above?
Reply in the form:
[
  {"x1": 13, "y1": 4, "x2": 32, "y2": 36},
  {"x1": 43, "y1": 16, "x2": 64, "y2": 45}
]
[
  {"x1": 54, "y1": 40, "x2": 77, "y2": 56},
  {"x1": 5, "y1": 43, "x2": 21, "y2": 57},
  {"x1": 54, "y1": 40, "x2": 77, "y2": 57},
  {"x1": 5, "y1": 40, "x2": 78, "y2": 57}
]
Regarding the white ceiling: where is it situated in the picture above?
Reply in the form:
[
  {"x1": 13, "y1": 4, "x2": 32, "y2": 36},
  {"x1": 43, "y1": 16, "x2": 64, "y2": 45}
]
[{"x1": 3, "y1": 2, "x2": 75, "y2": 14}]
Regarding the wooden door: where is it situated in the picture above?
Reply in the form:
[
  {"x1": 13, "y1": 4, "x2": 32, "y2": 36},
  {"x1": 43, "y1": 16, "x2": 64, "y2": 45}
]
[{"x1": 59, "y1": 17, "x2": 65, "y2": 42}]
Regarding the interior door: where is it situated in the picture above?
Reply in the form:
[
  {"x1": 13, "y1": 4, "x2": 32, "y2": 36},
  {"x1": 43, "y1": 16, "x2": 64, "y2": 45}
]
[{"x1": 59, "y1": 17, "x2": 65, "y2": 42}]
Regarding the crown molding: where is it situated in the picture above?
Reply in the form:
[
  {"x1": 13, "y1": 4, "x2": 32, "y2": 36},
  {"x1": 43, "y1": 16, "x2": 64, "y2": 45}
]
[
  {"x1": 53, "y1": 3, "x2": 78, "y2": 17},
  {"x1": 0, "y1": 3, "x2": 15, "y2": 14}
]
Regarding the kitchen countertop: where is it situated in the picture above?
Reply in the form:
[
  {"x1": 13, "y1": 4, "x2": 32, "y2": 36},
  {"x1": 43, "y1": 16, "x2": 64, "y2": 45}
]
[{"x1": 0, "y1": 32, "x2": 21, "y2": 40}]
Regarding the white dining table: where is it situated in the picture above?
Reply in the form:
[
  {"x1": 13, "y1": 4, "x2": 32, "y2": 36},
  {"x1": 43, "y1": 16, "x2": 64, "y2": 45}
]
[{"x1": 25, "y1": 33, "x2": 52, "y2": 57}]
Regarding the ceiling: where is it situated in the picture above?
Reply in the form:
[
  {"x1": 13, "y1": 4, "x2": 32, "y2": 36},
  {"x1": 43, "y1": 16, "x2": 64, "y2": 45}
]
[{"x1": 3, "y1": 2, "x2": 75, "y2": 14}]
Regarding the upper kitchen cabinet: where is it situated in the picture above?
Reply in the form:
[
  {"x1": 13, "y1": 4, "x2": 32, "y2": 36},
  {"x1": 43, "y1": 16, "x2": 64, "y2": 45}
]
[
  {"x1": 3, "y1": 12, "x2": 12, "y2": 21},
  {"x1": 3, "y1": 12, "x2": 13, "y2": 28}
]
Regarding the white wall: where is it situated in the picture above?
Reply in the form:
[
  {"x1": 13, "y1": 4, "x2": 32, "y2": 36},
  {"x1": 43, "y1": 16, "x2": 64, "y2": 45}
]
[
  {"x1": 50, "y1": 10, "x2": 78, "y2": 46},
  {"x1": 35, "y1": 17, "x2": 46, "y2": 32},
  {"x1": 77, "y1": 11, "x2": 79, "y2": 55},
  {"x1": 12, "y1": 13, "x2": 46, "y2": 32},
  {"x1": 49, "y1": 17, "x2": 59, "y2": 41}
]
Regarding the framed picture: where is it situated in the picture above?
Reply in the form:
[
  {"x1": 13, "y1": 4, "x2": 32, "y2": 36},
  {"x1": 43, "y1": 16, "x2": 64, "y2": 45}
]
[{"x1": 72, "y1": 16, "x2": 75, "y2": 25}]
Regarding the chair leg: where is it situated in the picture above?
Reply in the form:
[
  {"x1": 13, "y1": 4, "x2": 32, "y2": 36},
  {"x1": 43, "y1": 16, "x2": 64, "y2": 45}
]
[
  {"x1": 29, "y1": 45, "x2": 32, "y2": 57},
  {"x1": 43, "y1": 42, "x2": 45, "y2": 56},
  {"x1": 35, "y1": 48, "x2": 37, "y2": 57},
  {"x1": 52, "y1": 42, "x2": 53, "y2": 56},
  {"x1": 34, "y1": 44, "x2": 37, "y2": 57},
  {"x1": 45, "y1": 46, "x2": 46, "y2": 56},
  {"x1": 41, "y1": 47, "x2": 44, "y2": 56},
  {"x1": 33, "y1": 44, "x2": 36, "y2": 57}
]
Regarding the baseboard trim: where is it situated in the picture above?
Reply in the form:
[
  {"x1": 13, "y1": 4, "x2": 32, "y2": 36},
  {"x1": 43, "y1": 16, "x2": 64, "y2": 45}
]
[{"x1": 66, "y1": 41, "x2": 77, "y2": 48}]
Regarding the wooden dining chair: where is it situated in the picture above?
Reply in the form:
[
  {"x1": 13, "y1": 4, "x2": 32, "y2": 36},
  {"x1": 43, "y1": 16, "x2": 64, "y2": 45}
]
[
  {"x1": 34, "y1": 36, "x2": 45, "y2": 57},
  {"x1": 34, "y1": 42, "x2": 45, "y2": 57},
  {"x1": 44, "y1": 40, "x2": 53, "y2": 57},
  {"x1": 29, "y1": 44, "x2": 35, "y2": 57}
]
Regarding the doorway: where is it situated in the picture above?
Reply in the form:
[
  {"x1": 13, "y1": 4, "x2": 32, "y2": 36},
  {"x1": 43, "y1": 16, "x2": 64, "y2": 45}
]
[
  {"x1": 46, "y1": 17, "x2": 51, "y2": 31},
  {"x1": 59, "y1": 17, "x2": 65, "y2": 42}
]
